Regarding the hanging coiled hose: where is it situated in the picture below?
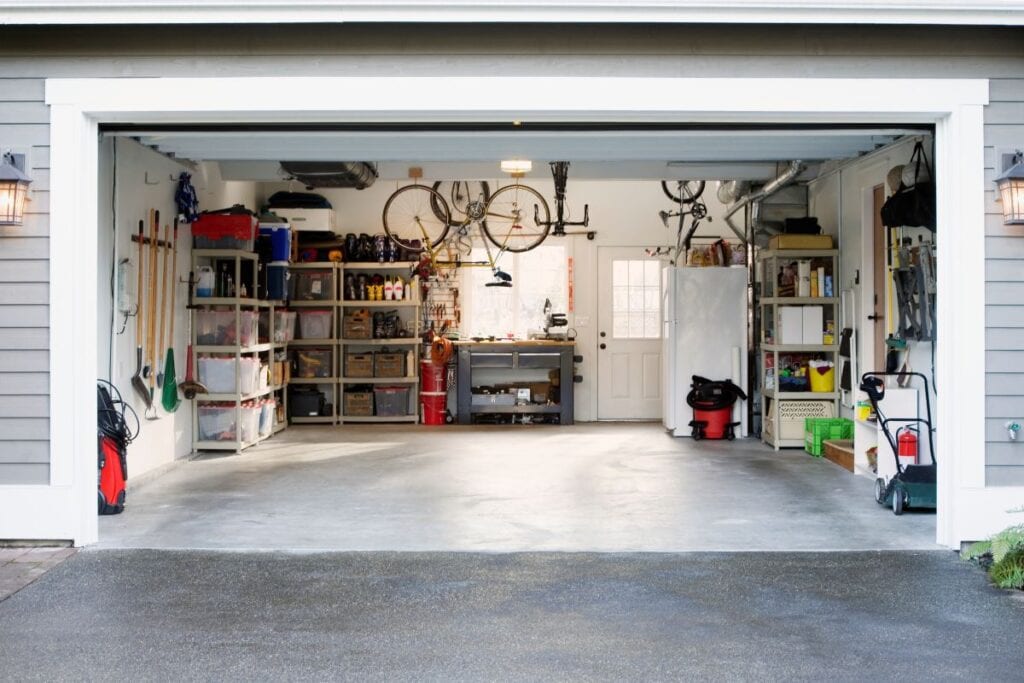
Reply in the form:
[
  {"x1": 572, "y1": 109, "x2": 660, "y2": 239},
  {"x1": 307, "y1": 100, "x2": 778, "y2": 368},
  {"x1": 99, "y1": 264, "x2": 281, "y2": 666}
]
[{"x1": 430, "y1": 334, "x2": 454, "y2": 365}]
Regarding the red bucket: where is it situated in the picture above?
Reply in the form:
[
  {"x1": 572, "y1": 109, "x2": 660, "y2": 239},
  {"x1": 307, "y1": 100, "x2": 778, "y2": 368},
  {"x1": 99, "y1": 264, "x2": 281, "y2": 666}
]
[
  {"x1": 420, "y1": 391, "x2": 447, "y2": 425},
  {"x1": 420, "y1": 360, "x2": 447, "y2": 394}
]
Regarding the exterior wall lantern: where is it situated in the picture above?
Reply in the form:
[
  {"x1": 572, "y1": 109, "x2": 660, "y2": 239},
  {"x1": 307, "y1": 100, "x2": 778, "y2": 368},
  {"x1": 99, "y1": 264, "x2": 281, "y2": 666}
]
[
  {"x1": 0, "y1": 151, "x2": 32, "y2": 226},
  {"x1": 996, "y1": 150, "x2": 1024, "y2": 225}
]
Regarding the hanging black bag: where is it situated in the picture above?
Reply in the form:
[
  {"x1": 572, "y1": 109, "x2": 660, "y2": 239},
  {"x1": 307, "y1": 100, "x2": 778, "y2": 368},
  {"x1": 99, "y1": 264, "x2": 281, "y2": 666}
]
[{"x1": 880, "y1": 141, "x2": 936, "y2": 231}]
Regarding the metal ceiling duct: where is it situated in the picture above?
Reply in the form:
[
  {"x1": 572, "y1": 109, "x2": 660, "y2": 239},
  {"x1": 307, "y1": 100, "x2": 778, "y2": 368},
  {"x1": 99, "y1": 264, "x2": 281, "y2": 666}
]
[
  {"x1": 721, "y1": 160, "x2": 805, "y2": 240},
  {"x1": 279, "y1": 161, "x2": 378, "y2": 190}
]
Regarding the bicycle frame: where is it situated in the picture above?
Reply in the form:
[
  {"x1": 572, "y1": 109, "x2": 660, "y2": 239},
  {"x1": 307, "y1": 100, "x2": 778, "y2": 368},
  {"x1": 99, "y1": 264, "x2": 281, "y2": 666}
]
[{"x1": 535, "y1": 161, "x2": 595, "y2": 239}]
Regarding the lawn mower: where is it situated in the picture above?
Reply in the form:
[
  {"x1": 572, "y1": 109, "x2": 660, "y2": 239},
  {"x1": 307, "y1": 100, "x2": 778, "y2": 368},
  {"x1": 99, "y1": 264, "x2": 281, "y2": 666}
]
[{"x1": 859, "y1": 371, "x2": 936, "y2": 515}]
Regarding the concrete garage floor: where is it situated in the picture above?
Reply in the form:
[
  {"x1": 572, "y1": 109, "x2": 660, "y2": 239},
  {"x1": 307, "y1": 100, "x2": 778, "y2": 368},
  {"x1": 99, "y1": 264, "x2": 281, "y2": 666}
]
[
  {"x1": 100, "y1": 423, "x2": 936, "y2": 551},
  {"x1": 2, "y1": 550, "x2": 1022, "y2": 680}
]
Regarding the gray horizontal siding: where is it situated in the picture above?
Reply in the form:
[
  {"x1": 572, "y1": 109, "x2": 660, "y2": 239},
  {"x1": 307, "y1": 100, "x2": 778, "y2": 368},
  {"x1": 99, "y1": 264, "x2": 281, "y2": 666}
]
[
  {"x1": 0, "y1": 77, "x2": 49, "y2": 485},
  {"x1": 0, "y1": 24, "x2": 1020, "y2": 487},
  {"x1": 984, "y1": 79, "x2": 1024, "y2": 487},
  {"x1": 987, "y1": 467, "x2": 1024, "y2": 486}
]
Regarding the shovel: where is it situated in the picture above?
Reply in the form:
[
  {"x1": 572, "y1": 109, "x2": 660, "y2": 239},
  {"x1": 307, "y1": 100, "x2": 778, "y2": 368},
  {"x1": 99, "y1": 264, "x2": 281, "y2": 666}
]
[
  {"x1": 161, "y1": 219, "x2": 181, "y2": 412},
  {"x1": 130, "y1": 218, "x2": 151, "y2": 407},
  {"x1": 156, "y1": 221, "x2": 170, "y2": 388}
]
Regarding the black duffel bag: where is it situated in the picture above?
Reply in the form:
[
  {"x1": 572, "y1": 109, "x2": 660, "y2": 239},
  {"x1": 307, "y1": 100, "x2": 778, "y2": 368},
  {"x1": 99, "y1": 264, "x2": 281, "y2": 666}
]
[{"x1": 880, "y1": 141, "x2": 935, "y2": 231}]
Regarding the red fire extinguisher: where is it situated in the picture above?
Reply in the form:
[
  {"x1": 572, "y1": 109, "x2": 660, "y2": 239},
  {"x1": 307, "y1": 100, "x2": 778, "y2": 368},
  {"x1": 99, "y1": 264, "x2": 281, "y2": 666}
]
[{"x1": 897, "y1": 427, "x2": 919, "y2": 465}]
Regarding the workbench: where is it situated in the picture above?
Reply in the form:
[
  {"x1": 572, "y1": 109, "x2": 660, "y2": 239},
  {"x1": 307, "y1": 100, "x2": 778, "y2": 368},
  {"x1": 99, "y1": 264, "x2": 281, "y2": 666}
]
[{"x1": 455, "y1": 340, "x2": 575, "y2": 425}]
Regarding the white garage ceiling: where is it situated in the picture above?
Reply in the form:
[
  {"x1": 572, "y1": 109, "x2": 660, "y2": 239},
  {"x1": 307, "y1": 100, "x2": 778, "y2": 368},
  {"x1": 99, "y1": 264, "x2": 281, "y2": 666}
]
[{"x1": 110, "y1": 126, "x2": 924, "y2": 181}]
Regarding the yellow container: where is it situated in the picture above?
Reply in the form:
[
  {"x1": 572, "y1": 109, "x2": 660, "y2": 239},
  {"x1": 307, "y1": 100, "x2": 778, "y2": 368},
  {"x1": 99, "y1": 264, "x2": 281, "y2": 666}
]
[{"x1": 809, "y1": 366, "x2": 835, "y2": 393}]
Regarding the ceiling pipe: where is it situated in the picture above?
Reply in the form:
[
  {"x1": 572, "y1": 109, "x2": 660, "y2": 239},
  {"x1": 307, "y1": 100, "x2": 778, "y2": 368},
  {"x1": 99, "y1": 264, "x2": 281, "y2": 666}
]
[{"x1": 722, "y1": 160, "x2": 805, "y2": 241}]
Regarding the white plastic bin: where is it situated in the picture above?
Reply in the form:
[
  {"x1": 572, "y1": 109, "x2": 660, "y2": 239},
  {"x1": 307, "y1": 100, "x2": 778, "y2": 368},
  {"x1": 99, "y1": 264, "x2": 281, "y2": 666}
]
[
  {"x1": 195, "y1": 309, "x2": 258, "y2": 346},
  {"x1": 198, "y1": 356, "x2": 260, "y2": 394},
  {"x1": 198, "y1": 405, "x2": 237, "y2": 442},
  {"x1": 258, "y1": 400, "x2": 276, "y2": 437},
  {"x1": 299, "y1": 309, "x2": 334, "y2": 339},
  {"x1": 240, "y1": 404, "x2": 261, "y2": 443},
  {"x1": 273, "y1": 310, "x2": 297, "y2": 342}
]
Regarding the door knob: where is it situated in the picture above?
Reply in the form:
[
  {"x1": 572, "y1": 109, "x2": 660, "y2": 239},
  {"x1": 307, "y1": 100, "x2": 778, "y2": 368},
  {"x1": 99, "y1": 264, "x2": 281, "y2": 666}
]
[
  {"x1": 599, "y1": 343, "x2": 606, "y2": 350},
  {"x1": 600, "y1": 331, "x2": 606, "y2": 338},
  {"x1": 867, "y1": 313, "x2": 882, "y2": 321}
]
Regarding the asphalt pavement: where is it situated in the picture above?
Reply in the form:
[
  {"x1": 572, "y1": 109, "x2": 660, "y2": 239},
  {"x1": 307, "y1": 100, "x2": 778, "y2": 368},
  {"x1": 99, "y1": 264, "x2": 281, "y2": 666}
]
[{"x1": 1, "y1": 550, "x2": 1021, "y2": 681}]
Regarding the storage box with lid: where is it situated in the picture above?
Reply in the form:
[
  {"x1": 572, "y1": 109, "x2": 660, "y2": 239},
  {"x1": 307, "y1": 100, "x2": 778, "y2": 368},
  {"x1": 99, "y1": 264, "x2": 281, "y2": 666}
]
[
  {"x1": 373, "y1": 386, "x2": 410, "y2": 417},
  {"x1": 298, "y1": 309, "x2": 334, "y2": 340},
  {"x1": 196, "y1": 310, "x2": 259, "y2": 347},
  {"x1": 343, "y1": 309, "x2": 372, "y2": 339},
  {"x1": 192, "y1": 211, "x2": 258, "y2": 250},
  {"x1": 291, "y1": 268, "x2": 334, "y2": 301},
  {"x1": 270, "y1": 208, "x2": 336, "y2": 234},
  {"x1": 197, "y1": 403, "x2": 261, "y2": 442},
  {"x1": 289, "y1": 386, "x2": 325, "y2": 417},
  {"x1": 374, "y1": 351, "x2": 407, "y2": 378},
  {"x1": 293, "y1": 347, "x2": 333, "y2": 379},
  {"x1": 344, "y1": 390, "x2": 374, "y2": 417},
  {"x1": 197, "y1": 356, "x2": 261, "y2": 394},
  {"x1": 768, "y1": 234, "x2": 833, "y2": 250},
  {"x1": 345, "y1": 352, "x2": 374, "y2": 378}
]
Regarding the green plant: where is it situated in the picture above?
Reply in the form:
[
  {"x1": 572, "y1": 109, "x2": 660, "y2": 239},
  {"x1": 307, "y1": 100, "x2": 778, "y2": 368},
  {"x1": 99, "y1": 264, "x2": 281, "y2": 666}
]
[{"x1": 963, "y1": 512, "x2": 1024, "y2": 590}]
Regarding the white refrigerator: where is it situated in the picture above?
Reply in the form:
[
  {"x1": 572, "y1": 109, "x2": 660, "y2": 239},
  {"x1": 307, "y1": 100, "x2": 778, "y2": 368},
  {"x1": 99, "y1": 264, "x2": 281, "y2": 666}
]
[{"x1": 662, "y1": 267, "x2": 749, "y2": 438}]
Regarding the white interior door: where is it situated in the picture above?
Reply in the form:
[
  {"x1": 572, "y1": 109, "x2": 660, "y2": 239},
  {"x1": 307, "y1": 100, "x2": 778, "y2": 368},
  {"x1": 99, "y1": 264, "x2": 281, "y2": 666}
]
[{"x1": 597, "y1": 248, "x2": 664, "y2": 419}]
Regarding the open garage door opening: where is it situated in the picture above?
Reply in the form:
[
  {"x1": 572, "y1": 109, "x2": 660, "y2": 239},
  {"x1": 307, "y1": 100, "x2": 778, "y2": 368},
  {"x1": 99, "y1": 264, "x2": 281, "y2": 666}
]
[{"x1": 90, "y1": 119, "x2": 942, "y2": 551}]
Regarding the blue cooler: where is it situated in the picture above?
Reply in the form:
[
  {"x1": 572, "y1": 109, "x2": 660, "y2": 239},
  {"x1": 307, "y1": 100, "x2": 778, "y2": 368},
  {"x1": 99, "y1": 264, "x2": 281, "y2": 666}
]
[
  {"x1": 266, "y1": 261, "x2": 290, "y2": 301},
  {"x1": 259, "y1": 222, "x2": 292, "y2": 262}
]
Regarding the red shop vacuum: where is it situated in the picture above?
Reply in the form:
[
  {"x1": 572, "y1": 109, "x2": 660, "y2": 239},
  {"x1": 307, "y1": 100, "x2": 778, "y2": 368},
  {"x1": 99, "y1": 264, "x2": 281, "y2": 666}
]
[{"x1": 686, "y1": 375, "x2": 747, "y2": 441}]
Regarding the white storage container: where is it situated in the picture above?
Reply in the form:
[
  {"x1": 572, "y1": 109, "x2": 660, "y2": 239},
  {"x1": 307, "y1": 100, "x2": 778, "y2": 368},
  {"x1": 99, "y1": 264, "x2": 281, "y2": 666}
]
[
  {"x1": 240, "y1": 404, "x2": 261, "y2": 443},
  {"x1": 270, "y1": 208, "x2": 336, "y2": 234},
  {"x1": 298, "y1": 309, "x2": 334, "y2": 339},
  {"x1": 273, "y1": 310, "x2": 298, "y2": 342},
  {"x1": 198, "y1": 356, "x2": 260, "y2": 394},
  {"x1": 198, "y1": 405, "x2": 237, "y2": 442},
  {"x1": 258, "y1": 400, "x2": 276, "y2": 437}
]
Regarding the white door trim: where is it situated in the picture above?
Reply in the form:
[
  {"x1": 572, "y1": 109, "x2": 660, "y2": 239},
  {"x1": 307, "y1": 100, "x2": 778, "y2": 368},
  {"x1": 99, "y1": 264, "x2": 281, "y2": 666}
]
[{"x1": 29, "y1": 75, "x2": 993, "y2": 547}]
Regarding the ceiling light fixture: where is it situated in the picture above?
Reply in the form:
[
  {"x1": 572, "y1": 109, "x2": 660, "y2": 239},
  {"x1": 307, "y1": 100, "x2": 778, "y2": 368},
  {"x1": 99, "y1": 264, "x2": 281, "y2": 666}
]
[{"x1": 500, "y1": 159, "x2": 532, "y2": 177}]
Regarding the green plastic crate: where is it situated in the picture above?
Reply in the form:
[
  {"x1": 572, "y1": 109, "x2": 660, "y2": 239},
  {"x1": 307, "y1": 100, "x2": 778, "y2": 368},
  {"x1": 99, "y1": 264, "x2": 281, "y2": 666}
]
[{"x1": 804, "y1": 417, "x2": 854, "y2": 456}]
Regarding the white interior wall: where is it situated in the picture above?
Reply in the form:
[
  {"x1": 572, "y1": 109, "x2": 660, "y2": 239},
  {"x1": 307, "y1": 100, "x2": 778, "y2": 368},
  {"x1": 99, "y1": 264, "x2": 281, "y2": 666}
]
[
  {"x1": 257, "y1": 178, "x2": 738, "y2": 421},
  {"x1": 98, "y1": 138, "x2": 257, "y2": 480},
  {"x1": 809, "y1": 136, "x2": 936, "y2": 459}
]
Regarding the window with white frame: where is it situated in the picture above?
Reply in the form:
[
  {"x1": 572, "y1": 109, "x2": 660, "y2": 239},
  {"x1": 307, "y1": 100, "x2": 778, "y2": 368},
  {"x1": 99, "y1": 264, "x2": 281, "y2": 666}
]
[{"x1": 464, "y1": 244, "x2": 568, "y2": 339}]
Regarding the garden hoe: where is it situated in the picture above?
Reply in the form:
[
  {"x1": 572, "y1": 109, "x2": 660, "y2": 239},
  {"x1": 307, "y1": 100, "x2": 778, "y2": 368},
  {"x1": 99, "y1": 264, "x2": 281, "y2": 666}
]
[
  {"x1": 130, "y1": 218, "x2": 151, "y2": 408},
  {"x1": 178, "y1": 270, "x2": 208, "y2": 400},
  {"x1": 161, "y1": 219, "x2": 181, "y2": 412},
  {"x1": 144, "y1": 209, "x2": 160, "y2": 420}
]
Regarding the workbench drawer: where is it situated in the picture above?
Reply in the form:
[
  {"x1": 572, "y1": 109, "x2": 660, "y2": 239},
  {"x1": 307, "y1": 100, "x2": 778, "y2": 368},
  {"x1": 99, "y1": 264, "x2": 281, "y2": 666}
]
[
  {"x1": 517, "y1": 352, "x2": 561, "y2": 369},
  {"x1": 470, "y1": 352, "x2": 514, "y2": 368}
]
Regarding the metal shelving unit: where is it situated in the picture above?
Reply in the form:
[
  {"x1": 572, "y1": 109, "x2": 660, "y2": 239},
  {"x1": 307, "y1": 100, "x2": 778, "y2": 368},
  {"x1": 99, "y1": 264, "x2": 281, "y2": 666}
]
[
  {"x1": 190, "y1": 249, "x2": 288, "y2": 452},
  {"x1": 758, "y1": 248, "x2": 841, "y2": 450},
  {"x1": 289, "y1": 263, "x2": 341, "y2": 425}
]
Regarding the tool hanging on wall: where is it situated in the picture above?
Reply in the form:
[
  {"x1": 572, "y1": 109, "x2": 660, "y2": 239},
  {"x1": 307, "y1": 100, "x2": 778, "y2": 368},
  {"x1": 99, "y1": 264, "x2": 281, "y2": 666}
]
[
  {"x1": 161, "y1": 219, "x2": 181, "y2": 413},
  {"x1": 144, "y1": 209, "x2": 160, "y2": 420},
  {"x1": 156, "y1": 221, "x2": 170, "y2": 388},
  {"x1": 130, "y1": 219, "x2": 151, "y2": 407},
  {"x1": 179, "y1": 270, "x2": 208, "y2": 400}
]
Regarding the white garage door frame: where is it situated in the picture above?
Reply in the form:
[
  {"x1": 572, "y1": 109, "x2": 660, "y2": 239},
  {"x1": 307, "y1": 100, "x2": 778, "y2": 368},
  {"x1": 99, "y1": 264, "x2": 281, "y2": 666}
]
[{"x1": 4, "y1": 76, "x2": 997, "y2": 548}]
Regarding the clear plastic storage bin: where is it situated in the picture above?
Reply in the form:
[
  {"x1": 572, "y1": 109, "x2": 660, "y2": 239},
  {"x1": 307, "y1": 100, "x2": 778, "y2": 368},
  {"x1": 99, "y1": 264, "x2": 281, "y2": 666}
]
[
  {"x1": 292, "y1": 269, "x2": 334, "y2": 301},
  {"x1": 298, "y1": 309, "x2": 334, "y2": 340},
  {"x1": 195, "y1": 310, "x2": 258, "y2": 347},
  {"x1": 197, "y1": 356, "x2": 261, "y2": 394},
  {"x1": 294, "y1": 347, "x2": 333, "y2": 379},
  {"x1": 374, "y1": 386, "x2": 410, "y2": 417}
]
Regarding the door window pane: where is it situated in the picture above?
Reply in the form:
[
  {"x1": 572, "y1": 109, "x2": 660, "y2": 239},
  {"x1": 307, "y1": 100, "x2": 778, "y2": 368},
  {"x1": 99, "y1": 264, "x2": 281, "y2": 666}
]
[{"x1": 611, "y1": 259, "x2": 662, "y2": 339}]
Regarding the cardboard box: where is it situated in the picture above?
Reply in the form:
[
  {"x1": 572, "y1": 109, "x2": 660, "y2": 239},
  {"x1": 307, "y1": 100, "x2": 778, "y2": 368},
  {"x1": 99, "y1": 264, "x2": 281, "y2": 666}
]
[
  {"x1": 343, "y1": 391, "x2": 373, "y2": 417},
  {"x1": 345, "y1": 352, "x2": 374, "y2": 378},
  {"x1": 769, "y1": 234, "x2": 833, "y2": 250},
  {"x1": 374, "y1": 351, "x2": 407, "y2": 378}
]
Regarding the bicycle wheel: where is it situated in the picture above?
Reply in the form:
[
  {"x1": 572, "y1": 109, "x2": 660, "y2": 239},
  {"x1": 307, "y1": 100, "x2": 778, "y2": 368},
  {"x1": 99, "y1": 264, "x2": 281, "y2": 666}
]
[
  {"x1": 382, "y1": 184, "x2": 450, "y2": 251},
  {"x1": 482, "y1": 183, "x2": 551, "y2": 253},
  {"x1": 661, "y1": 180, "x2": 706, "y2": 204},
  {"x1": 431, "y1": 181, "x2": 490, "y2": 224}
]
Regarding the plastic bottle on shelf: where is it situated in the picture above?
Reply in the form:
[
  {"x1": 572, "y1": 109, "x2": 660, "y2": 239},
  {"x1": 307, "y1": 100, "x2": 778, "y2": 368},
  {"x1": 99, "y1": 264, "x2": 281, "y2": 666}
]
[
  {"x1": 393, "y1": 276, "x2": 404, "y2": 300},
  {"x1": 384, "y1": 276, "x2": 394, "y2": 301},
  {"x1": 404, "y1": 283, "x2": 412, "y2": 300}
]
